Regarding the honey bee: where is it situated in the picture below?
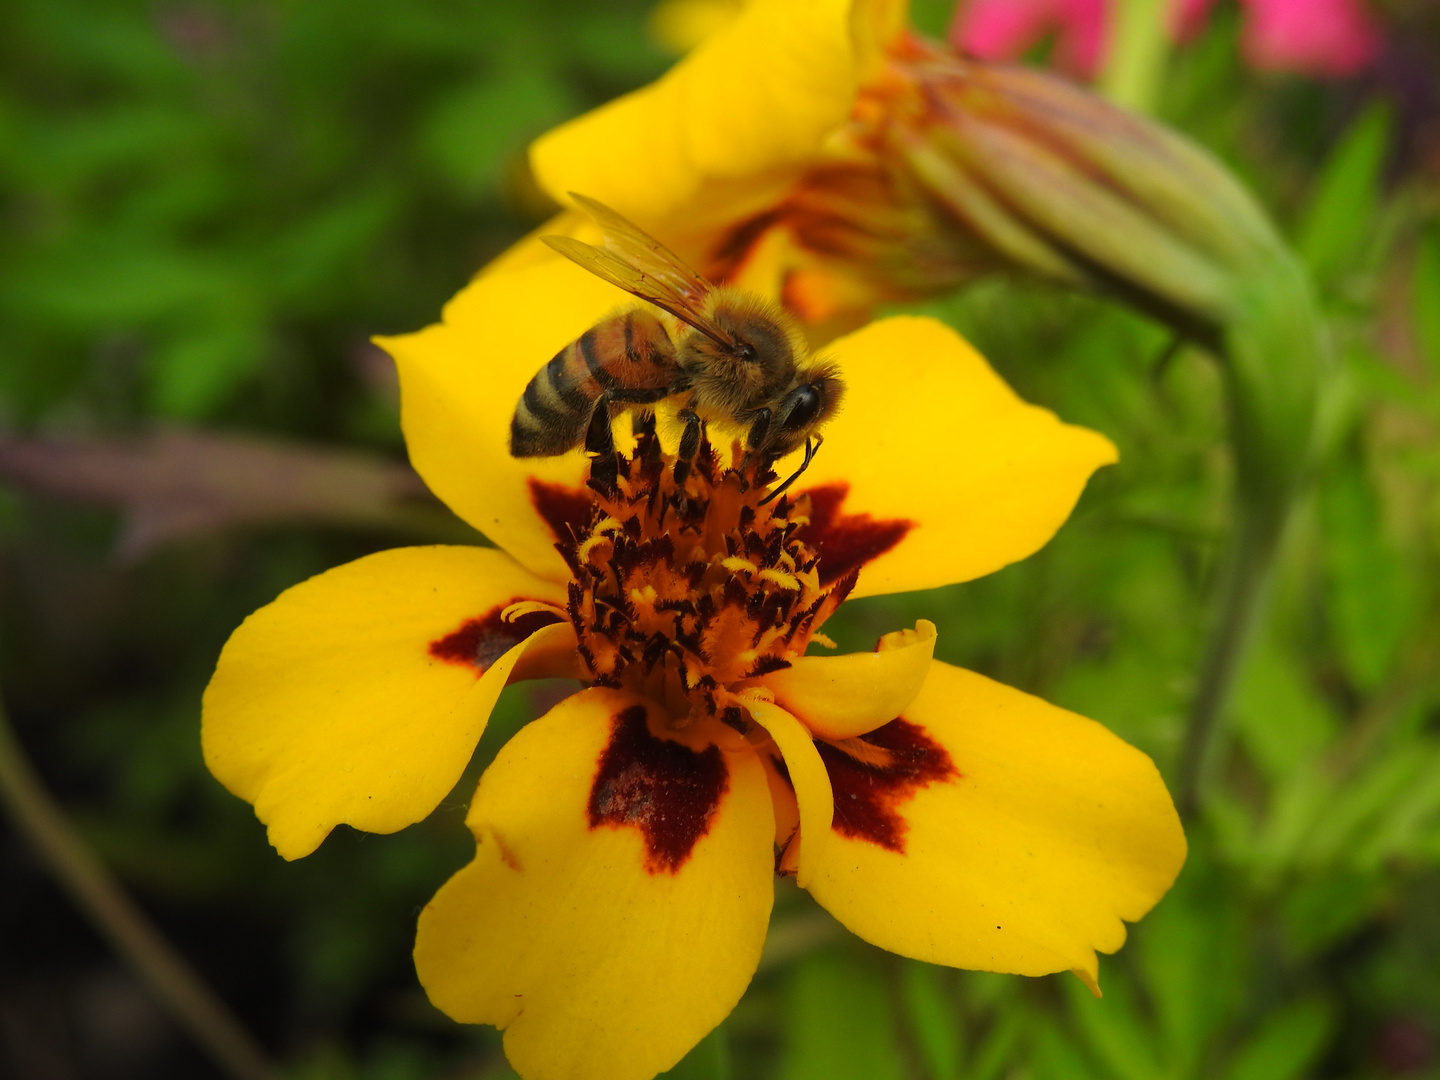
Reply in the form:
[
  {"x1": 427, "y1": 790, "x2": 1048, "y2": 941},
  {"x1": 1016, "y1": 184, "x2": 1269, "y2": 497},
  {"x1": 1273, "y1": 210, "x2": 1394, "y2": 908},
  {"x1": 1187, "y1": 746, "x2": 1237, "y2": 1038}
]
[{"x1": 509, "y1": 194, "x2": 843, "y2": 498}]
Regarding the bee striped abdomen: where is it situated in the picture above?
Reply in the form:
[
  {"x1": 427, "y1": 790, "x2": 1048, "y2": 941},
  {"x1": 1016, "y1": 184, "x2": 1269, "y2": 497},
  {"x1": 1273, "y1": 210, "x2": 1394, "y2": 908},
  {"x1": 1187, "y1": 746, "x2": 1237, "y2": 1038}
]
[{"x1": 510, "y1": 310, "x2": 676, "y2": 458}]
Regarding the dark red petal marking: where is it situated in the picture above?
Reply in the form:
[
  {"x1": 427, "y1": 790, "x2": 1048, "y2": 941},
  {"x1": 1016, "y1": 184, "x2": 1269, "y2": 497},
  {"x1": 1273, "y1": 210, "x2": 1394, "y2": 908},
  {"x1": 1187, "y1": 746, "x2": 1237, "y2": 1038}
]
[
  {"x1": 429, "y1": 599, "x2": 562, "y2": 673},
  {"x1": 588, "y1": 705, "x2": 729, "y2": 875},
  {"x1": 528, "y1": 478, "x2": 595, "y2": 544},
  {"x1": 817, "y1": 719, "x2": 957, "y2": 853},
  {"x1": 796, "y1": 483, "x2": 913, "y2": 587}
]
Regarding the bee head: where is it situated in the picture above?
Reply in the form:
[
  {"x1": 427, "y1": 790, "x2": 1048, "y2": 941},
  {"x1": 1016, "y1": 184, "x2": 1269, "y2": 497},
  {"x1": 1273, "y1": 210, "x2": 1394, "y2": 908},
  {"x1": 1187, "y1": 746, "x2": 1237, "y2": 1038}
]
[{"x1": 768, "y1": 364, "x2": 844, "y2": 457}]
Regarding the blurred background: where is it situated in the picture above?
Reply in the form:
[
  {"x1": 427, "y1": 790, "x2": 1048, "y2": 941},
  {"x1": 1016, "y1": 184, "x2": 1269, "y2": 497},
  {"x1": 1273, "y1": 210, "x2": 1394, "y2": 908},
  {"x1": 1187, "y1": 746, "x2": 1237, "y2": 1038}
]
[{"x1": 2, "y1": 0, "x2": 1439, "y2": 1077}]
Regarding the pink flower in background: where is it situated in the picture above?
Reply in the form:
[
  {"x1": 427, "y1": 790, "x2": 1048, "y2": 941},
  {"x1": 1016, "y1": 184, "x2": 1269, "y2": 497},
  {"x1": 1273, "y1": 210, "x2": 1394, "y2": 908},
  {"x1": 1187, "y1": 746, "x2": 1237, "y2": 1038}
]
[
  {"x1": 951, "y1": 0, "x2": 1381, "y2": 80},
  {"x1": 1232, "y1": 0, "x2": 1380, "y2": 76},
  {"x1": 953, "y1": 0, "x2": 1109, "y2": 77}
]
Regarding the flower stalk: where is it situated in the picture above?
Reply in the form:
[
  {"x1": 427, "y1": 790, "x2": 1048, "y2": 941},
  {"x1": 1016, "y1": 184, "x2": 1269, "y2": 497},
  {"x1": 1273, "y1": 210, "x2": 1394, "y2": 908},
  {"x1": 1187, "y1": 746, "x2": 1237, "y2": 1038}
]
[
  {"x1": 0, "y1": 678, "x2": 278, "y2": 1080},
  {"x1": 1097, "y1": 0, "x2": 1175, "y2": 111}
]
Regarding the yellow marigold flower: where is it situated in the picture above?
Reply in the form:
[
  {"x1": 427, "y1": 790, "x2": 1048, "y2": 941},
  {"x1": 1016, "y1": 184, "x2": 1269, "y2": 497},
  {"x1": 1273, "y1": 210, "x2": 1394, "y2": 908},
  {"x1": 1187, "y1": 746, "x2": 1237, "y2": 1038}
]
[{"x1": 203, "y1": 264, "x2": 1185, "y2": 1076}]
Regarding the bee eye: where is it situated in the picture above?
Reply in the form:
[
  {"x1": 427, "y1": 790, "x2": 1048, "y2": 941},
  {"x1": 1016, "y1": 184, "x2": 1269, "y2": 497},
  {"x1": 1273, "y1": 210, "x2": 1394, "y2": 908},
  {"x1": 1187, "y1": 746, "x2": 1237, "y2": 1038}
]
[{"x1": 780, "y1": 384, "x2": 823, "y2": 431}]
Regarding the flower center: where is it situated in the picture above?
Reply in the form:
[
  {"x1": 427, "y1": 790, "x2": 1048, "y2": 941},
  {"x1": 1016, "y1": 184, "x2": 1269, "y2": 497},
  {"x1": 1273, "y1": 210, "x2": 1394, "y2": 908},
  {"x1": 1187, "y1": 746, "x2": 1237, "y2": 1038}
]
[{"x1": 558, "y1": 431, "x2": 857, "y2": 726}]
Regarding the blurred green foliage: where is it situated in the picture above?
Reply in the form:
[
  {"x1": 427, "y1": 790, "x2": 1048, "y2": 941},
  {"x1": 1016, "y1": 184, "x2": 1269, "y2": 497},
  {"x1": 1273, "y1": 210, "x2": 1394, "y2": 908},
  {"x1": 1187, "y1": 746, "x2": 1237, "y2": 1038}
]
[
  {"x1": 3, "y1": 1, "x2": 1440, "y2": 1079},
  {"x1": 0, "y1": 0, "x2": 667, "y2": 429}
]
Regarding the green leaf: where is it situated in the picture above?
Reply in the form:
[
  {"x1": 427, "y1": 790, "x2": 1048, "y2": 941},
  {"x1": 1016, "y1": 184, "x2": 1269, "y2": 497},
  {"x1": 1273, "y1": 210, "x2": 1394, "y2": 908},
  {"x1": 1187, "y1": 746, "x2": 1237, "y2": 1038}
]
[
  {"x1": 149, "y1": 321, "x2": 266, "y2": 419},
  {"x1": 1030, "y1": 1017, "x2": 1103, "y2": 1080},
  {"x1": 1280, "y1": 872, "x2": 1385, "y2": 955},
  {"x1": 967, "y1": 1009, "x2": 1023, "y2": 1080},
  {"x1": 1352, "y1": 745, "x2": 1440, "y2": 867},
  {"x1": 419, "y1": 66, "x2": 575, "y2": 197},
  {"x1": 1137, "y1": 875, "x2": 1245, "y2": 1075},
  {"x1": 1252, "y1": 762, "x2": 1339, "y2": 874},
  {"x1": 779, "y1": 948, "x2": 904, "y2": 1080},
  {"x1": 900, "y1": 961, "x2": 961, "y2": 1080},
  {"x1": 1294, "y1": 101, "x2": 1392, "y2": 282},
  {"x1": 1231, "y1": 634, "x2": 1339, "y2": 781},
  {"x1": 1299, "y1": 749, "x2": 1425, "y2": 869},
  {"x1": 270, "y1": 182, "x2": 399, "y2": 305},
  {"x1": 1320, "y1": 455, "x2": 1413, "y2": 690},
  {"x1": 1412, "y1": 223, "x2": 1440, "y2": 379},
  {"x1": 1226, "y1": 998, "x2": 1332, "y2": 1080},
  {"x1": 906, "y1": 0, "x2": 956, "y2": 36},
  {"x1": 661, "y1": 1022, "x2": 731, "y2": 1080},
  {"x1": 1062, "y1": 971, "x2": 1162, "y2": 1080}
]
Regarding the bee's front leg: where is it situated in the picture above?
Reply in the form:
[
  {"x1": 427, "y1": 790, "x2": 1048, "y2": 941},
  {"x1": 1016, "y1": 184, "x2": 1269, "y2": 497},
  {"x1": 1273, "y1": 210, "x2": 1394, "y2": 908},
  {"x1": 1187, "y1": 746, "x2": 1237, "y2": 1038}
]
[
  {"x1": 673, "y1": 407, "x2": 703, "y2": 486},
  {"x1": 736, "y1": 408, "x2": 773, "y2": 492},
  {"x1": 744, "y1": 409, "x2": 772, "y2": 453}
]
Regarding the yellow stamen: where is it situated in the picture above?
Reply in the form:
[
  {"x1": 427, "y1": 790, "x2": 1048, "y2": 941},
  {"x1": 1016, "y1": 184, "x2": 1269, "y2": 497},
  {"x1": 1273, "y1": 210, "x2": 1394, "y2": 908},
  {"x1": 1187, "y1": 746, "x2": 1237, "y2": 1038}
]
[
  {"x1": 561, "y1": 431, "x2": 846, "y2": 721},
  {"x1": 827, "y1": 737, "x2": 895, "y2": 769},
  {"x1": 758, "y1": 567, "x2": 800, "y2": 590},
  {"x1": 501, "y1": 600, "x2": 566, "y2": 622}
]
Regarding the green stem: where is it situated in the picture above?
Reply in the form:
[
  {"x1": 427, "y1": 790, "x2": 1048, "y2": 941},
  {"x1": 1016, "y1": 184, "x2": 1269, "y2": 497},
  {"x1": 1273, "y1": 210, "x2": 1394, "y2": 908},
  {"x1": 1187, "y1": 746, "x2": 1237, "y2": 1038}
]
[
  {"x1": 1179, "y1": 259, "x2": 1322, "y2": 815},
  {"x1": 0, "y1": 685, "x2": 279, "y2": 1080},
  {"x1": 1176, "y1": 506, "x2": 1276, "y2": 815},
  {"x1": 1098, "y1": 0, "x2": 1172, "y2": 113}
]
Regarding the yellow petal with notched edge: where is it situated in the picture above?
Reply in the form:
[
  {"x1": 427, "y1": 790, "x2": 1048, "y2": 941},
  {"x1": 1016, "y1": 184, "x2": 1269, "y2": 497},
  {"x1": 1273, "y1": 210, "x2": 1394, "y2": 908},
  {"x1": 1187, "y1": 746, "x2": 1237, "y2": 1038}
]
[
  {"x1": 202, "y1": 546, "x2": 570, "y2": 860},
  {"x1": 376, "y1": 251, "x2": 625, "y2": 582},
  {"x1": 804, "y1": 660, "x2": 1186, "y2": 985},
  {"x1": 743, "y1": 695, "x2": 833, "y2": 887},
  {"x1": 759, "y1": 620, "x2": 936, "y2": 739},
  {"x1": 785, "y1": 316, "x2": 1118, "y2": 598},
  {"x1": 415, "y1": 689, "x2": 774, "y2": 1080},
  {"x1": 531, "y1": 0, "x2": 867, "y2": 244}
]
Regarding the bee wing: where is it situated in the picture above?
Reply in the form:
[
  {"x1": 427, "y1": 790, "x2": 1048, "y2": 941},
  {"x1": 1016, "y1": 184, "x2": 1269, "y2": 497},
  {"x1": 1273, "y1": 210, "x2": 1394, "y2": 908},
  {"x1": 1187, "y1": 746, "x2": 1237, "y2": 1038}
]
[
  {"x1": 544, "y1": 194, "x2": 735, "y2": 348},
  {"x1": 573, "y1": 194, "x2": 711, "y2": 303}
]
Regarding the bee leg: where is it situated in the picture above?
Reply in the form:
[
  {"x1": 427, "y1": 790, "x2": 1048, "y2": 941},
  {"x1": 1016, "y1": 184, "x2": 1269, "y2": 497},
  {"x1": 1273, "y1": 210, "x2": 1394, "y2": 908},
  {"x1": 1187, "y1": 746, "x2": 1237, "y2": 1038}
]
[
  {"x1": 758, "y1": 434, "x2": 823, "y2": 507},
  {"x1": 745, "y1": 409, "x2": 772, "y2": 452},
  {"x1": 737, "y1": 409, "x2": 772, "y2": 492},
  {"x1": 583, "y1": 398, "x2": 620, "y2": 496},
  {"x1": 673, "y1": 409, "x2": 702, "y2": 486}
]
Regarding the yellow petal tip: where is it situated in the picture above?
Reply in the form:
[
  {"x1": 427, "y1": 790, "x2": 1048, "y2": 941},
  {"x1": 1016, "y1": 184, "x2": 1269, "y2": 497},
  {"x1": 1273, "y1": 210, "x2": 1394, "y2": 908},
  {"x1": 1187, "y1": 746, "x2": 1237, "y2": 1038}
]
[{"x1": 1072, "y1": 965, "x2": 1102, "y2": 998}]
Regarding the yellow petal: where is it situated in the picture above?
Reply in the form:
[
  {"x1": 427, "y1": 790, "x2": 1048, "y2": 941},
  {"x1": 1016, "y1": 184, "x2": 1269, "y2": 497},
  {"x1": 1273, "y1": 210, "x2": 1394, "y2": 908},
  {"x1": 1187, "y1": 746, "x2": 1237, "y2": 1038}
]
[
  {"x1": 804, "y1": 661, "x2": 1186, "y2": 984},
  {"x1": 415, "y1": 690, "x2": 774, "y2": 1080},
  {"x1": 202, "y1": 546, "x2": 570, "y2": 860},
  {"x1": 851, "y1": 0, "x2": 910, "y2": 80},
  {"x1": 788, "y1": 316, "x2": 1118, "y2": 598},
  {"x1": 758, "y1": 620, "x2": 936, "y2": 739},
  {"x1": 530, "y1": 0, "x2": 865, "y2": 245},
  {"x1": 742, "y1": 695, "x2": 833, "y2": 887},
  {"x1": 376, "y1": 247, "x2": 623, "y2": 582},
  {"x1": 648, "y1": 0, "x2": 745, "y2": 54}
]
